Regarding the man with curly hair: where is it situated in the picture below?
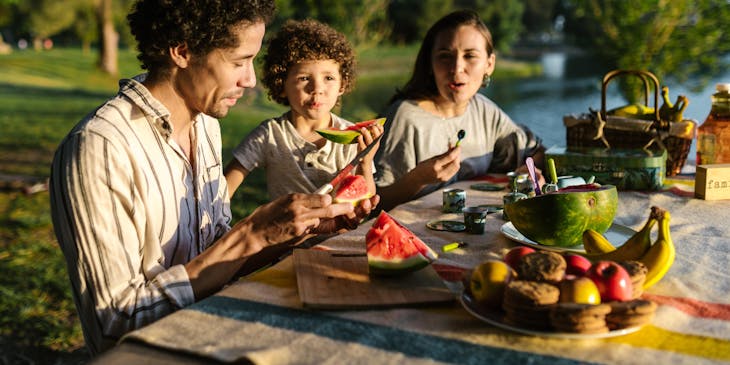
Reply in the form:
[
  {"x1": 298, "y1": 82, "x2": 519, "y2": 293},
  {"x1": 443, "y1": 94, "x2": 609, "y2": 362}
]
[
  {"x1": 49, "y1": 0, "x2": 378, "y2": 355},
  {"x1": 224, "y1": 19, "x2": 383, "y2": 200}
]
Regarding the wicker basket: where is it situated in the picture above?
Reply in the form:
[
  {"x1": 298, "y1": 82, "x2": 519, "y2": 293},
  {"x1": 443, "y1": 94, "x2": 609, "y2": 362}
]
[{"x1": 564, "y1": 70, "x2": 696, "y2": 176}]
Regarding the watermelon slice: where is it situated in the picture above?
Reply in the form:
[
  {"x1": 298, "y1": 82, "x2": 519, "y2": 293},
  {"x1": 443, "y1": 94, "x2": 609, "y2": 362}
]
[
  {"x1": 316, "y1": 118, "x2": 386, "y2": 144},
  {"x1": 366, "y1": 211, "x2": 438, "y2": 276},
  {"x1": 332, "y1": 175, "x2": 373, "y2": 205}
]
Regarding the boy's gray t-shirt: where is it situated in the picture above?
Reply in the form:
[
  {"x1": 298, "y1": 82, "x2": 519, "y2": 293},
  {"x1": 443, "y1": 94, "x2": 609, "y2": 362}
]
[{"x1": 232, "y1": 113, "x2": 361, "y2": 199}]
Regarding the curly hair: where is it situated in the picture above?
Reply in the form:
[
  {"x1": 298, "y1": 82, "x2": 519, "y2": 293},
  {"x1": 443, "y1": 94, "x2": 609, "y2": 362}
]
[
  {"x1": 128, "y1": 0, "x2": 276, "y2": 76},
  {"x1": 391, "y1": 9, "x2": 493, "y2": 104},
  {"x1": 263, "y1": 19, "x2": 356, "y2": 106}
]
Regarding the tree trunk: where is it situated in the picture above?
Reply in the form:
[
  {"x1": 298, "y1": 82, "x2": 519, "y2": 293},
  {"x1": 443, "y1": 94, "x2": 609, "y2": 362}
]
[
  {"x1": 0, "y1": 34, "x2": 11, "y2": 54},
  {"x1": 97, "y1": 0, "x2": 118, "y2": 76}
]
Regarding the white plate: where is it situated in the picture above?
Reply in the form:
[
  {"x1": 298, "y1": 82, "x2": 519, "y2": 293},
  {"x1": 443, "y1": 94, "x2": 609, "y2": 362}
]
[
  {"x1": 460, "y1": 291, "x2": 642, "y2": 339},
  {"x1": 500, "y1": 221, "x2": 636, "y2": 253}
]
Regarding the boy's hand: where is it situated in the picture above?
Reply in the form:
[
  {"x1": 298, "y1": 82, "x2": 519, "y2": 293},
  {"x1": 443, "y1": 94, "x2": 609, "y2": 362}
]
[{"x1": 355, "y1": 123, "x2": 384, "y2": 165}]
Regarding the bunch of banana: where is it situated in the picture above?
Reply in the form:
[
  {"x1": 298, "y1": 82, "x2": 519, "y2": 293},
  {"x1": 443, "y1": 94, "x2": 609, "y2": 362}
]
[
  {"x1": 582, "y1": 208, "x2": 659, "y2": 259},
  {"x1": 637, "y1": 208, "x2": 675, "y2": 289},
  {"x1": 607, "y1": 103, "x2": 656, "y2": 120},
  {"x1": 581, "y1": 206, "x2": 675, "y2": 289}
]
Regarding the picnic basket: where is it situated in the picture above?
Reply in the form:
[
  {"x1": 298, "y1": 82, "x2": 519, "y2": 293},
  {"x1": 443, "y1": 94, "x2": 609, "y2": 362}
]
[{"x1": 563, "y1": 69, "x2": 696, "y2": 176}]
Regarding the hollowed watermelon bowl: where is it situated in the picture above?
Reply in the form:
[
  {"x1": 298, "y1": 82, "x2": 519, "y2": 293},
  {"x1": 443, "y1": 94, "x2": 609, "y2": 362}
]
[{"x1": 503, "y1": 184, "x2": 618, "y2": 248}]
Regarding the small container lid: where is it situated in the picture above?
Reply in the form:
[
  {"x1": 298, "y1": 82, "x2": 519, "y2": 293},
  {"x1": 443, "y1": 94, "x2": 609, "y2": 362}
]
[{"x1": 717, "y1": 83, "x2": 730, "y2": 92}]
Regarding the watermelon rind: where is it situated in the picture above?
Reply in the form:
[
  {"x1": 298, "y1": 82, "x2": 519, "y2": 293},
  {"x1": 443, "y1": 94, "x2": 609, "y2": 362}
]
[
  {"x1": 368, "y1": 253, "x2": 431, "y2": 276},
  {"x1": 504, "y1": 185, "x2": 618, "y2": 247},
  {"x1": 316, "y1": 118, "x2": 386, "y2": 144}
]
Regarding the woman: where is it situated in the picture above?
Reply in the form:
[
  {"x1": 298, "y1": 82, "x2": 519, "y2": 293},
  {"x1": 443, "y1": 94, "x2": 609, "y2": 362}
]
[{"x1": 375, "y1": 9, "x2": 545, "y2": 211}]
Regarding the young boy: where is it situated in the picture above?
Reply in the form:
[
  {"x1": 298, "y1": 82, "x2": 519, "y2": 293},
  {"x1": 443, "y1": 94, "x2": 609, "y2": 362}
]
[{"x1": 224, "y1": 19, "x2": 383, "y2": 200}]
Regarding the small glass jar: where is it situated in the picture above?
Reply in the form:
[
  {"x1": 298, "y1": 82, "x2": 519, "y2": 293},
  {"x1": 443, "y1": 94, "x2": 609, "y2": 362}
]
[{"x1": 503, "y1": 172, "x2": 528, "y2": 221}]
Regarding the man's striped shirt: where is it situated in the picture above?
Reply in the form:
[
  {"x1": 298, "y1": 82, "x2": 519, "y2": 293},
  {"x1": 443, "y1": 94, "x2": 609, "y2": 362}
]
[{"x1": 50, "y1": 76, "x2": 232, "y2": 354}]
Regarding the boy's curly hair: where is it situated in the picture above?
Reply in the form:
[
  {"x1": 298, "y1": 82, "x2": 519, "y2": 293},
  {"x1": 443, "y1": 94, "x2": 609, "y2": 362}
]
[
  {"x1": 263, "y1": 19, "x2": 356, "y2": 106},
  {"x1": 128, "y1": 0, "x2": 275, "y2": 76}
]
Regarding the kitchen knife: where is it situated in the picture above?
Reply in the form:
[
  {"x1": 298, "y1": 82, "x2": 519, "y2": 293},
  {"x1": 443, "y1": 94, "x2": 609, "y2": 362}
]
[{"x1": 315, "y1": 134, "x2": 382, "y2": 195}]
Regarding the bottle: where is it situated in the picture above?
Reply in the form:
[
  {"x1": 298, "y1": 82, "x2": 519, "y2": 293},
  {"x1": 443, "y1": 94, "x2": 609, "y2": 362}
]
[{"x1": 697, "y1": 83, "x2": 730, "y2": 165}]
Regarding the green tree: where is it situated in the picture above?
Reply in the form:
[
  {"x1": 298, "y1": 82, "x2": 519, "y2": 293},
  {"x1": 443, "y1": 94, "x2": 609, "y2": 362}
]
[
  {"x1": 564, "y1": 0, "x2": 730, "y2": 102},
  {"x1": 284, "y1": 0, "x2": 391, "y2": 48},
  {"x1": 456, "y1": 0, "x2": 525, "y2": 53},
  {"x1": 387, "y1": 0, "x2": 454, "y2": 44},
  {"x1": 19, "y1": 0, "x2": 80, "y2": 50},
  {"x1": 73, "y1": 0, "x2": 96, "y2": 53},
  {"x1": 0, "y1": 0, "x2": 18, "y2": 53},
  {"x1": 522, "y1": 0, "x2": 560, "y2": 35}
]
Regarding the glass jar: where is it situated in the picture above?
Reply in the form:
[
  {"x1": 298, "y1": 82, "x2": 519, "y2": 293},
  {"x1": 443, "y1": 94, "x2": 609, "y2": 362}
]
[
  {"x1": 697, "y1": 83, "x2": 730, "y2": 165},
  {"x1": 502, "y1": 172, "x2": 528, "y2": 221}
]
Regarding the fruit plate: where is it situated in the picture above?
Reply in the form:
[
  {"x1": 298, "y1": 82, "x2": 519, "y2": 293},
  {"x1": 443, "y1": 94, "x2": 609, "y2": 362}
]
[
  {"x1": 500, "y1": 222, "x2": 636, "y2": 253},
  {"x1": 460, "y1": 291, "x2": 642, "y2": 339}
]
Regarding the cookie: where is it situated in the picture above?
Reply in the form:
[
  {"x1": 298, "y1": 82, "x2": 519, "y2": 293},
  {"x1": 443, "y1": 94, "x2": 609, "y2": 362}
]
[
  {"x1": 502, "y1": 280, "x2": 559, "y2": 330},
  {"x1": 608, "y1": 299, "x2": 657, "y2": 315},
  {"x1": 606, "y1": 312, "x2": 655, "y2": 329},
  {"x1": 503, "y1": 280, "x2": 560, "y2": 307},
  {"x1": 517, "y1": 251, "x2": 566, "y2": 283},
  {"x1": 606, "y1": 299, "x2": 657, "y2": 329},
  {"x1": 619, "y1": 261, "x2": 648, "y2": 298},
  {"x1": 550, "y1": 303, "x2": 611, "y2": 333}
]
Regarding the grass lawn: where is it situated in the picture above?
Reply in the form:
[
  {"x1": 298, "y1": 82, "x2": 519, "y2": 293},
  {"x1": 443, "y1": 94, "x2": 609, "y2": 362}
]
[{"x1": 0, "y1": 46, "x2": 539, "y2": 363}]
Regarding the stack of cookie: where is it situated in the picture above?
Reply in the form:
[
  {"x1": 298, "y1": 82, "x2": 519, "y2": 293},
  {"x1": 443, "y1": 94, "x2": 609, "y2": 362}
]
[
  {"x1": 549, "y1": 303, "x2": 612, "y2": 334},
  {"x1": 502, "y1": 280, "x2": 559, "y2": 330},
  {"x1": 606, "y1": 299, "x2": 657, "y2": 330},
  {"x1": 500, "y1": 251, "x2": 565, "y2": 329}
]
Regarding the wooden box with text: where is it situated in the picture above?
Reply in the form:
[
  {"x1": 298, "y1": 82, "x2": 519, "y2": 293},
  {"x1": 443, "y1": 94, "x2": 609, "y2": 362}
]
[{"x1": 695, "y1": 164, "x2": 730, "y2": 200}]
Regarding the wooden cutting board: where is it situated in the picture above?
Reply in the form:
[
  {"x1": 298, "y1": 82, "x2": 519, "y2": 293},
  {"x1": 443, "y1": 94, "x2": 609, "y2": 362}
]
[{"x1": 292, "y1": 248, "x2": 455, "y2": 309}]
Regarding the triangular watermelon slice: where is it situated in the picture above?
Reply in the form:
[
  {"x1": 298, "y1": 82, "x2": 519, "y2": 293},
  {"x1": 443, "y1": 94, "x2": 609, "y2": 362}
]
[
  {"x1": 333, "y1": 175, "x2": 373, "y2": 205},
  {"x1": 366, "y1": 211, "x2": 438, "y2": 276},
  {"x1": 316, "y1": 118, "x2": 386, "y2": 144}
]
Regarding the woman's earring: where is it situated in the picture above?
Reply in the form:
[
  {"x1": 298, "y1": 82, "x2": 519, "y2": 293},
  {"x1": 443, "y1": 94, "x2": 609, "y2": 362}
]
[{"x1": 482, "y1": 74, "x2": 491, "y2": 88}]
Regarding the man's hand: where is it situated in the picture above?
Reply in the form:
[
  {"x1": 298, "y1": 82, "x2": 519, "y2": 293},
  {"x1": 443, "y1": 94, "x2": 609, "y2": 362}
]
[
  {"x1": 313, "y1": 194, "x2": 380, "y2": 234},
  {"x1": 245, "y1": 193, "x2": 355, "y2": 246}
]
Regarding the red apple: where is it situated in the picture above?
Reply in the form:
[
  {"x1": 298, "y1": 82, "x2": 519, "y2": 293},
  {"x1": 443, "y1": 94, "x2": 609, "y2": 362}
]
[
  {"x1": 564, "y1": 253, "x2": 592, "y2": 276},
  {"x1": 586, "y1": 261, "x2": 633, "y2": 302},
  {"x1": 503, "y1": 246, "x2": 535, "y2": 270}
]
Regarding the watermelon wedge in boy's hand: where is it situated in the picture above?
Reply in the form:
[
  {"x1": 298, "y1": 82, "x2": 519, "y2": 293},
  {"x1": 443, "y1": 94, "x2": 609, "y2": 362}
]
[
  {"x1": 332, "y1": 175, "x2": 373, "y2": 206},
  {"x1": 366, "y1": 211, "x2": 438, "y2": 276},
  {"x1": 316, "y1": 118, "x2": 386, "y2": 144}
]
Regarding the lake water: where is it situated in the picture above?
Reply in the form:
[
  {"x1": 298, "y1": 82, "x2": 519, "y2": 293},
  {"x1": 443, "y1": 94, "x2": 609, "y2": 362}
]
[{"x1": 483, "y1": 53, "x2": 730, "y2": 163}]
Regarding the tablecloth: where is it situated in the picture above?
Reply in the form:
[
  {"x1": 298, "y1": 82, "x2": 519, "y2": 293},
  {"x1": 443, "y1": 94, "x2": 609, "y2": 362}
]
[{"x1": 120, "y1": 177, "x2": 730, "y2": 364}]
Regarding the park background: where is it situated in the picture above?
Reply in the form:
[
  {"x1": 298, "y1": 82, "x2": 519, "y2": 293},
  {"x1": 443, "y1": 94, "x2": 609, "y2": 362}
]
[{"x1": 1, "y1": 0, "x2": 729, "y2": 364}]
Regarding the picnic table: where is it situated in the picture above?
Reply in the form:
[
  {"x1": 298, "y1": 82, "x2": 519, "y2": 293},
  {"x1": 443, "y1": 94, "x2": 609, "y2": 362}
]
[{"x1": 92, "y1": 174, "x2": 730, "y2": 364}]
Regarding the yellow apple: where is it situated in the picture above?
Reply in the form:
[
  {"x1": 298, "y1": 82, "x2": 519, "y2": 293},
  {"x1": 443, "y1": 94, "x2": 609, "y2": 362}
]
[
  {"x1": 559, "y1": 276, "x2": 601, "y2": 304},
  {"x1": 470, "y1": 260, "x2": 514, "y2": 308}
]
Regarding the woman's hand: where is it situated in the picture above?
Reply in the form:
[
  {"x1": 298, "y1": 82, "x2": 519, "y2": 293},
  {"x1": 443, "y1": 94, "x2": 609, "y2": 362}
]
[
  {"x1": 410, "y1": 146, "x2": 461, "y2": 186},
  {"x1": 514, "y1": 164, "x2": 546, "y2": 187}
]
